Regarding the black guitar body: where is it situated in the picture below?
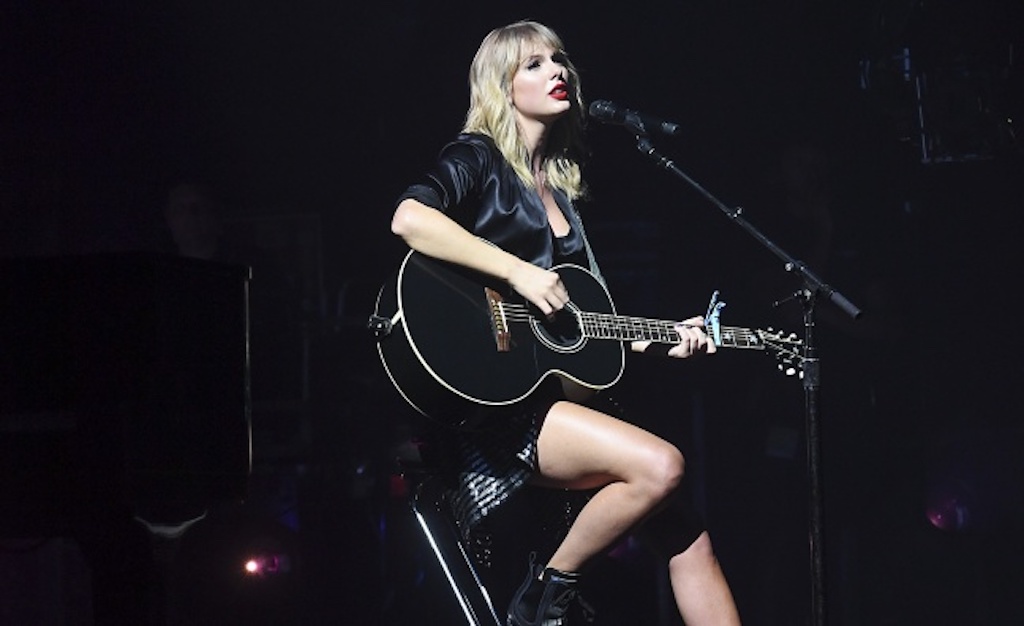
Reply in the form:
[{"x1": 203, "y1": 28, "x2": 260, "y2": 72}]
[{"x1": 374, "y1": 251, "x2": 624, "y2": 427}]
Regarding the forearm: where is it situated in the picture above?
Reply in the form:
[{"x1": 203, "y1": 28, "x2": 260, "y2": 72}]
[{"x1": 391, "y1": 199, "x2": 527, "y2": 282}]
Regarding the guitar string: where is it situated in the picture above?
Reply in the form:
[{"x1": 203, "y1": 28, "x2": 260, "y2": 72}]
[
  {"x1": 496, "y1": 303, "x2": 779, "y2": 345},
  {"x1": 497, "y1": 303, "x2": 764, "y2": 336},
  {"x1": 496, "y1": 302, "x2": 803, "y2": 366}
]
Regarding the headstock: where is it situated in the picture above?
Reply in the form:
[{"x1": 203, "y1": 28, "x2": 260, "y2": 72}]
[{"x1": 756, "y1": 328, "x2": 805, "y2": 377}]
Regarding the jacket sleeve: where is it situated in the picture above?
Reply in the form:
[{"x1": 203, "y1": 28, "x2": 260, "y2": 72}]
[{"x1": 396, "y1": 135, "x2": 492, "y2": 229}]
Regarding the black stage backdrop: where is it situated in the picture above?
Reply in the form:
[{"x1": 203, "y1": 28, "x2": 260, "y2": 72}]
[{"x1": 4, "y1": 1, "x2": 1023, "y2": 624}]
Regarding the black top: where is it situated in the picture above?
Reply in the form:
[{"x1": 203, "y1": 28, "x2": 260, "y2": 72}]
[{"x1": 399, "y1": 133, "x2": 586, "y2": 269}]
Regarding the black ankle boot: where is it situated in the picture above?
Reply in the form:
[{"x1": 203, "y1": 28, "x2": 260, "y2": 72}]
[{"x1": 506, "y1": 554, "x2": 584, "y2": 626}]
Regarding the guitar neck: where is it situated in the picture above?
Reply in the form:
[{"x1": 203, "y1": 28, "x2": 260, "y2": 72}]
[{"x1": 578, "y1": 312, "x2": 766, "y2": 351}]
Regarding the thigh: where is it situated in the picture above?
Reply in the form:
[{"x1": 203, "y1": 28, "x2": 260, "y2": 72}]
[{"x1": 533, "y1": 400, "x2": 681, "y2": 491}]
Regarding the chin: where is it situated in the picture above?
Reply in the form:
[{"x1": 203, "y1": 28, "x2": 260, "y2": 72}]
[{"x1": 546, "y1": 105, "x2": 571, "y2": 120}]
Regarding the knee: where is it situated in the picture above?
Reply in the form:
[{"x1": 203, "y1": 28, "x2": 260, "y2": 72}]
[{"x1": 639, "y1": 443, "x2": 685, "y2": 501}]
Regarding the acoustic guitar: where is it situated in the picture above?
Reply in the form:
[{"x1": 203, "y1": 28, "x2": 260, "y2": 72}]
[{"x1": 370, "y1": 250, "x2": 802, "y2": 426}]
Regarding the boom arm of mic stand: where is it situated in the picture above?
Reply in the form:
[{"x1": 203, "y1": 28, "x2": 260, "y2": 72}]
[{"x1": 634, "y1": 135, "x2": 862, "y2": 320}]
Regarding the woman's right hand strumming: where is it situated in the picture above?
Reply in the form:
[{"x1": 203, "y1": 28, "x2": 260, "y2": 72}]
[{"x1": 508, "y1": 261, "x2": 569, "y2": 318}]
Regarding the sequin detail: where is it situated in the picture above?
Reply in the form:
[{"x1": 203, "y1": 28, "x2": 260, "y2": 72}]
[{"x1": 447, "y1": 409, "x2": 541, "y2": 535}]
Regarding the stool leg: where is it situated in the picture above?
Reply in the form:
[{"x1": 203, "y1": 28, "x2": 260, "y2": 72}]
[{"x1": 411, "y1": 477, "x2": 502, "y2": 626}]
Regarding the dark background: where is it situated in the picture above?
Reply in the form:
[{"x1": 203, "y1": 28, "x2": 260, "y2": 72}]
[{"x1": 3, "y1": 1, "x2": 1024, "y2": 624}]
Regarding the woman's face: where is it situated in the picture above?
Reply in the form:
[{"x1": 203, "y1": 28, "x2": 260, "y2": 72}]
[{"x1": 510, "y1": 44, "x2": 571, "y2": 126}]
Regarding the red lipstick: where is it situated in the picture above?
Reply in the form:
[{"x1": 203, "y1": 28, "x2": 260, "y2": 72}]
[{"x1": 549, "y1": 82, "x2": 568, "y2": 100}]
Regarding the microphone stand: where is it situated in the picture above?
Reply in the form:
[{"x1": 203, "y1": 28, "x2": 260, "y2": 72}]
[{"x1": 625, "y1": 127, "x2": 861, "y2": 626}]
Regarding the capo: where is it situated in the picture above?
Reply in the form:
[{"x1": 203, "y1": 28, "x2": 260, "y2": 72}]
[{"x1": 703, "y1": 290, "x2": 726, "y2": 347}]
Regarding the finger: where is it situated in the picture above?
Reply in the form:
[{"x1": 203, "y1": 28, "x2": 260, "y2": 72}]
[
  {"x1": 553, "y1": 281, "x2": 569, "y2": 304},
  {"x1": 533, "y1": 297, "x2": 553, "y2": 317},
  {"x1": 669, "y1": 342, "x2": 693, "y2": 358},
  {"x1": 674, "y1": 323, "x2": 701, "y2": 341},
  {"x1": 680, "y1": 315, "x2": 704, "y2": 327},
  {"x1": 675, "y1": 327, "x2": 712, "y2": 357}
]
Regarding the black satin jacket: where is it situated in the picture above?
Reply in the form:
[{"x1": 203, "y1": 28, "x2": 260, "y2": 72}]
[{"x1": 399, "y1": 133, "x2": 601, "y2": 276}]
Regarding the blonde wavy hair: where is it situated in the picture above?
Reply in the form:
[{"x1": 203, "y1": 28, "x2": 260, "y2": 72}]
[{"x1": 463, "y1": 21, "x2": 587, "y2": 200}]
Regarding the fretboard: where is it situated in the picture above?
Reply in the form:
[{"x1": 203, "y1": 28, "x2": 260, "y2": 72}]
[{"x1": 578, "y1": 312, "x2": 765, "y2": 350}]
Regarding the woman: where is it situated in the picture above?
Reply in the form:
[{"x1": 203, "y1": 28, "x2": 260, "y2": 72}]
[{"x1": 390, "y1": 20, "x2": 741, "y2": 625}]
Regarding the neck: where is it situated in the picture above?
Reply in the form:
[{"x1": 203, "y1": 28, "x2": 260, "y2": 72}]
[{"x1": 517, "y1": 114, "x2": 549, "y2": 165}]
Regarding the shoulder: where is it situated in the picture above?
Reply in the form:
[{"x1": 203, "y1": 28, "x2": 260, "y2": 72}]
[{"x1": 438, "y1": 133, "x2": 499, "y2": 168}]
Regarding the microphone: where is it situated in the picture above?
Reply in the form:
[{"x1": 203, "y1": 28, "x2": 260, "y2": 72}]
[{"x1": 588, "y1": 100, "x2": 681, "y2": 136}]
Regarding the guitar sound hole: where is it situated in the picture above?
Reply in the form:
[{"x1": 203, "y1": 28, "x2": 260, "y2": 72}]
[{"x1": 531, "y1": 303, "x2": 585, "y2": 353}]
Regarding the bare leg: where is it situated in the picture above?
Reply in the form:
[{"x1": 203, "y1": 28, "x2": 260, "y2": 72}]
[
  {"x1": 670, "y1": 532, "x2": 741, "y2": 625},
  {"x1": 529, "y1": 400, "x2": 741, "y2": 625},
  {"x1": 532, "y1": 400, "x2": 685, "y2": 573}
]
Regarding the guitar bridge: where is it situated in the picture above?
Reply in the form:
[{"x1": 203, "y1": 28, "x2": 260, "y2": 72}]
[{"x1": 484, "y1": 288, "x2": 510, "y2": 352}]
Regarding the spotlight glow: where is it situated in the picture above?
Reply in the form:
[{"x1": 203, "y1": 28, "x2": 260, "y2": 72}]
[{"x1": 242, "y1": 553, "x2": 291, "y2": 577}]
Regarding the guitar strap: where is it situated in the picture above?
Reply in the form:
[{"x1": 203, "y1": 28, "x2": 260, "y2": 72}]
[{"x1": 564, "y1": 203, "x2": 605, "y2": 288}]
